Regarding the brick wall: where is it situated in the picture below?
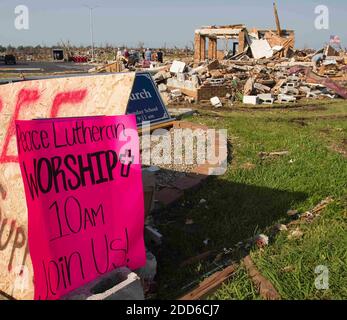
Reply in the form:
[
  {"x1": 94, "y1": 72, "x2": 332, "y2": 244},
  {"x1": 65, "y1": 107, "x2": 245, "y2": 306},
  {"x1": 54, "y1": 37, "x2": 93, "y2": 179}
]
[
  {"x1": 194, "y1": 33, "x2": 201, "y2": 63},
  {"x1": 238, "y1": 30, "x2": 246, "y2": 54},
  {"x1": 194, "y1": 34, "x2": 206, "y2": 63},
  {"x1": 208, "y1": 38, "x2": 217, "y2": 60},
  {"x1": 197, "y1": 84, "x2": 232, "y2": 101}
]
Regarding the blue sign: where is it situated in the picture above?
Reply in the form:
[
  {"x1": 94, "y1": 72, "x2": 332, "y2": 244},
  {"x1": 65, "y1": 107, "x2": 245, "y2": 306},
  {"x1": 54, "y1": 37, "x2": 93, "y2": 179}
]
[{"x1": 126, "y1": 72, "x2": 171, "y2": 126}]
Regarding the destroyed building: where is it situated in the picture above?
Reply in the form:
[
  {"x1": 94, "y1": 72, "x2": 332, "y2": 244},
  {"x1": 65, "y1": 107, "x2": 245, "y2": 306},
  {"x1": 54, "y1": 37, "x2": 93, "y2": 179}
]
[
  {"x1": 149, "y1": 2, "x2": 346, "y2": 106},
  {"x1": 193, "y1": 24, "x2": 295, "y2": 63},
  {"x1": 151, "y1": 21, "x2": 347, "y2": 106},
  {"x1": 86, "y1": 2, "x2": 347, "y2": 108}
]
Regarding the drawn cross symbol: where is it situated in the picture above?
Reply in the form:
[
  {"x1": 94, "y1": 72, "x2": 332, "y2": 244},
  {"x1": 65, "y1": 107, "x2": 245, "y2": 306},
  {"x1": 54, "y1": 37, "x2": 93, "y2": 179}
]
[
  {"x1": 119, "y1": 150, "x2": 134, "y2": 178},
  {"x1": 119, "y1": 149, "x2": 134, "y2": 165}
]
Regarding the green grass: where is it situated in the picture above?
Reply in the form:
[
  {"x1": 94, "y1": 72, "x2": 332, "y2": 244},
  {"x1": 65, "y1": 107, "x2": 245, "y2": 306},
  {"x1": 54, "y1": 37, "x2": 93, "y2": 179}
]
[
  {"x1": 208, "y1": 267, "x2": 261, "y2": 300},
  {"x1": 249, "y1": 198, "x2": 347, "y2": 300},
  {"x1": 154, "y1": 100, "x2": 347, "y2": 300}
]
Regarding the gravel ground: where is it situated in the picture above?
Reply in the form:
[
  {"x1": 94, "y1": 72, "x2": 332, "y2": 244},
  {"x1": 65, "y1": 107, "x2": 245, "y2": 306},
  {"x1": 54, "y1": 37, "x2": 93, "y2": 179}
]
[{"x1": 141, "y1": 128, "x2": 208, "y2": 187}]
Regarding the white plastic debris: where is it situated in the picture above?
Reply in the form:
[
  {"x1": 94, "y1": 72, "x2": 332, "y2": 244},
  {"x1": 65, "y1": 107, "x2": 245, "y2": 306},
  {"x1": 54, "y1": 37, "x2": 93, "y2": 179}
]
[{"x1": 255, "y1": 234, "x2": 269, "y2": 248}]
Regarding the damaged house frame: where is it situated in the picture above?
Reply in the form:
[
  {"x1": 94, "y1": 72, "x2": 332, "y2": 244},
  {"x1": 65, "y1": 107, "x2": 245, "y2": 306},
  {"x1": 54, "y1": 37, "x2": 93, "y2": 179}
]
[{"x1": 194, "y1": 24, "x2": 295, "y2": 63}]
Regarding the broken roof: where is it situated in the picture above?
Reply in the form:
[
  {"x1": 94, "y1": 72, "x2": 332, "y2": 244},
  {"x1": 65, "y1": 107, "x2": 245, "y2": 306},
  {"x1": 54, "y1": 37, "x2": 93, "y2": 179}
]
[{"x1": 195, "y1": 25, "x2": 246, "y2": 37}]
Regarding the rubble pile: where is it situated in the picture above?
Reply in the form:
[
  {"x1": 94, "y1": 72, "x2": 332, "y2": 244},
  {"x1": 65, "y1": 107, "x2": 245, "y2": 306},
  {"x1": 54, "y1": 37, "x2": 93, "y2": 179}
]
[{"x1": 153, "y1": 44, "x2": 347, "y2": 107}]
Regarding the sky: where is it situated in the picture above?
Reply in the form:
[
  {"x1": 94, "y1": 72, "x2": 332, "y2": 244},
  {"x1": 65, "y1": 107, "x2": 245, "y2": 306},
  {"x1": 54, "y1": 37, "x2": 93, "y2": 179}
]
[{"x1": 0, "y1": 0, "x2": 346, "y2": 49}]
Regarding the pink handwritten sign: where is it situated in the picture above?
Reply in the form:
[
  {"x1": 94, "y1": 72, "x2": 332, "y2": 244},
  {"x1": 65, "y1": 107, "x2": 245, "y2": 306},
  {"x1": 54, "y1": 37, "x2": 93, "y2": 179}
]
[{"x1": 15, "y1": 115, "x2": 145, "y2": 300}]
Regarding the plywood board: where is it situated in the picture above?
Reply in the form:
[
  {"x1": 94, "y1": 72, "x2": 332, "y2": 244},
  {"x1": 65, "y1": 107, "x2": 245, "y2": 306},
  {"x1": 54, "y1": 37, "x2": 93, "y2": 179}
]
[
  {"x1": 0, "y1": 72, "x2": 136, "y2": 299},
  {"x1": 250, "y1": 39, "x2": 273, "y2": 59}
]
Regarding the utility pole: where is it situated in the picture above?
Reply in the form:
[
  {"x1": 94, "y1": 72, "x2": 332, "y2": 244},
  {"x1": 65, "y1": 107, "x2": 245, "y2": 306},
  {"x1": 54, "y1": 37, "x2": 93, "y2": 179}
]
[{"x1": 84, "y1": 5, "x2": 99, "y2": 61}]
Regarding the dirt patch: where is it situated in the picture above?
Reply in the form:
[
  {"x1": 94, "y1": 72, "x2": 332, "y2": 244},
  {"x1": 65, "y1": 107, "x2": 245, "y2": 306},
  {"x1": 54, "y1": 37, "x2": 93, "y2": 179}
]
[
  {"x1": 268, "y1": 114, "x2": 347, "y2": 127},
  {"x1": 319, "y1": 128, "x2": 332, "y2": 134},
  {"x1": 189, "y1": 102, "x2": 330, "y2": 113},
  {"x1": 303, "y1": 114, "x2": 347, "y2": 121},
  {"x1": 289, "y1": 118, "x2": 309, "y2": 127},
  {"x1": 169, "y1": 100, "x2": 333, "y2": 114},
  {"x1": 240, "y1": 162, "x2": 256, "y2": 170},
  {"x1": 292, "y1": 114, "x2": 347, "y2": 127},
  {"x1": 330, "y1": 141, "x2": 347, "y2": 158},
  {"x1": 231, "y1": 104, "x2": 329, "y2": 112}
]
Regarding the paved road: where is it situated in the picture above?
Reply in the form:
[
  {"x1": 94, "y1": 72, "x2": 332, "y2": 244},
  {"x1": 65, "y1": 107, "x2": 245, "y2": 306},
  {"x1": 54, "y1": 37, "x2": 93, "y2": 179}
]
[{"x1": 0, "y1": 61, "x2": 94, "y2": 74}]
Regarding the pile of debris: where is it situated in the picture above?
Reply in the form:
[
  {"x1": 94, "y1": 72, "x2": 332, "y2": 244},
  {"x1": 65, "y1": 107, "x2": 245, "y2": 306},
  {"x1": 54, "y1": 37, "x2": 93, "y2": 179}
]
[
  {"x1": 153, "y1": 44, "x2": 347, "y2": 107},
  {"x1": 152, "y1": 3, "x2": 347, "y2": 108}
]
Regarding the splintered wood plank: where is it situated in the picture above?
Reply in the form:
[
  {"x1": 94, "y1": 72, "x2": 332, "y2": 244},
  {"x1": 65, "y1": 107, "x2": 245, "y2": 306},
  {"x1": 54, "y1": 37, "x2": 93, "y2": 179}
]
[
  {"x1": 243, "y1": 255, "x2": 281, "y2": 300},
  {"x1": 179, "y1": 263, "x2": 237, "y2": 300}
]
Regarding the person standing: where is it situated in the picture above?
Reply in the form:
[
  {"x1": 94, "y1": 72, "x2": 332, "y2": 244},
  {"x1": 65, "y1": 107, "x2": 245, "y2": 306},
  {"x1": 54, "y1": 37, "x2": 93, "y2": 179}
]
[
  {"x1": 123, "y1": 48, "x2": 130, "y2": 59},
  {"x1": 156, "y1": 49, "x2": 164, "y2": 63},
  {"x1": 145, "y1": 48, "x2": 152, "y2": 61},
  {"x1": 116, "y1": 48, "x2": 123, "y2": 60}
]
